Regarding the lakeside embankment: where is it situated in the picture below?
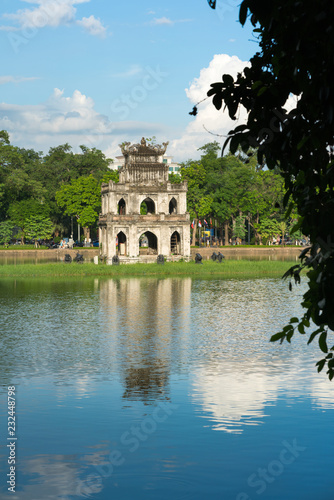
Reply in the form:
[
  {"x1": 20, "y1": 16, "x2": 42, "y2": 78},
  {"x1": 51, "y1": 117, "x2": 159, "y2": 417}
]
[{"x1": 0, "y1": 246, "x2": 302, "y2": 261}]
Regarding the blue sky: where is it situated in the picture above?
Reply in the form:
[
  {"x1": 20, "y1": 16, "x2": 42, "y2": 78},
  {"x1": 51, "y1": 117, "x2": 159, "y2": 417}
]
[{"x1": 0, "y1": 0, "x2": 256, "y2": 162}]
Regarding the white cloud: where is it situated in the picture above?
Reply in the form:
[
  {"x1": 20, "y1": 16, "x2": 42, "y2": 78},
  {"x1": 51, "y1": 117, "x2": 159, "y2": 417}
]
[
  {"x1": 150, "y1": 17, "x2": 191, "y2": 26},
  {"x1": 0, "y1": 88, "x2": 108, "y2": 136},
  {"x1": 0, "y1": 75, "x2": 39, "y2": 84},
  {"x1": 168, "y1": 54, "x2": 301, "y2": 162},
  {"x1": 4, "y1": 0, "x2": 77, "y2": 29},
  {"x1": 111, "y1": 65, "x2": 143, "y2": 78},
  {"x1": 0, "y1": 88, "x2": 171, "y2": 159},
  {"x1": 3, "y1": 54, "x2": 300, "y2": 163},
  {"x1": 168, "y1": 54, "x2": 250, "y2": 161},
  {"x1": 152, "y1": 17, "x2": 173, "y2": 25},
  {"x1": 77, "y1": 15, "x2": 107, "y2": 38},
  {"x1": 0, "y1": 25, "x2": 18, "y2": 32},
  {"x1": 1, "y1": 0, "x2": 107, "y2": 37},
  {"x1": 0, "y1": 56, "x2": 250, "y2": 164}
]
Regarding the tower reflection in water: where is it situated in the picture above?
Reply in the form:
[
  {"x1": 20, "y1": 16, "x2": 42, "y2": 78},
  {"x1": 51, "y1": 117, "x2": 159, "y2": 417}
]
[{"x1": 99, "y1": 278, "x2": 192, "y2": 404}]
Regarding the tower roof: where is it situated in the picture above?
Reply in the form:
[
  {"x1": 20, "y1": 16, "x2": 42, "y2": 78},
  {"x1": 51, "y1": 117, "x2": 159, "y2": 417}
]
[
  {"x1": 119, "y1": 137, "x2": 169, "y2": 160},
  {"x1": 118, "y1": 137, "x2": 169, "y2": 184}
]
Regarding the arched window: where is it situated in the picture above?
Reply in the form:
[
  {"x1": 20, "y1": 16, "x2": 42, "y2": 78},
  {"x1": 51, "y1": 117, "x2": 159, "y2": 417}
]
[
  {"x1": 117, "y1": 231, "x2": 127, "y2": 255},
  {"x1": 140, "y1": 197, "x2": 155, "y2": 214},
  {"x1": 170, "y1": 231, "x2": 180, "y2": 254},
  {"x1": 118, "y1": 198, "x2": 126, "y2": 215},
  {"x1": 169, "y1": 197, "x2": 177, "y2": 214},
  {"x1": 139, "y1": 231, "x2": 158, "y2": 254}
]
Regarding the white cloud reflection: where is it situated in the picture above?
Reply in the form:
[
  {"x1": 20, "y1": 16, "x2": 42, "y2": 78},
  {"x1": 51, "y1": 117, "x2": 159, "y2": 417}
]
[{"x1": 192, "y1": 361, "x2": 334, "y2": 434}]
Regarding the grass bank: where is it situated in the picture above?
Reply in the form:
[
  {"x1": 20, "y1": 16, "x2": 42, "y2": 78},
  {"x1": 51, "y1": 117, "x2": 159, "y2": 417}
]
[
  {"x1": 0, "y1": 245, "x2": 50, "y2": 250},
  {"x1": 0, "y1": 260, "x2": 301, "y2": 279}
]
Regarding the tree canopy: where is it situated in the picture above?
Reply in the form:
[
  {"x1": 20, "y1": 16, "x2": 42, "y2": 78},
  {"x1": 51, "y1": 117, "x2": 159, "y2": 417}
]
[
  {"x1": 180, "y1": 142, "x2": 286, "y2": 245},
  {"x1": 204, "y1": 0, "x2": 334, "y2": 378},
  {"x1": 55, "y1": 175, "x2": 102, "y2": 240},
  {"x1": 0, "y1": 133, "x2": 113, "y2": 242}
]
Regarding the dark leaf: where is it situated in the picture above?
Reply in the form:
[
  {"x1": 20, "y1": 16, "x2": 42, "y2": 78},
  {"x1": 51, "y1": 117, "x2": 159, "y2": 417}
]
[
  {"x1": 327, "y1": 358, "x2": 334, "y2": 368},
  {"x1": 223, "y1": 74, "x2": 234, "y2": 86},
  {"x1": 298, "y1": 323, "x2": 305, "y2": 334},
  {"x1": 229, "y1": 101, "x2": 238, "y2": 119},
  {"x1": 257, "y1": 86, "x2": 267, "y2": 97},
  {"x1": 307, "y1": 328, "x2": 322, "y2": 345},
  {"x1": 222, "y1": 136, "x2": 232, "y2": 154},
  {"x1": 290, "y1": 218, "x2": 304, "y2": 234},
  {"x1": 251, "y1": 80, "x2": 263, "y2": 91},
  {"x1": 299, "y1": 246, "x2": 311, "y2": 261},
  {"x1": 207, "y1": 83, "x2": 223, "y2": 96},
  {"x1": 293, "y1": 272, "x2": 301, "y2": 285},
  {"x1": 286, "y1": 330, "x2": 294, "y2": 343},
  {"x1": 229, "y1": 135, "x2": 240, "y2": 154},
  {"x1": 233, "y1": 124, "x2": 248, "y2": 133},
  {"x1": 250, "y1": 13, "x2": 257, "y2": 26},
  {"x1": 282, "y1": 265, "x2": 299, "y2": 280},
  {"x1": 319, "y1": 331, "x2": 328, "y2": 353},
  {"x1": 207, "y1": 0, "x2": 216, "y2": 9},
  {"x1": 316, "y1": 359, "x2": 326, "y2": 372},
  {"x1": 212, "y1": 93, "x2": 223, "y2": 111},
  {"x1": 270, "y1": 331, "x2": 286, "y2": 342},
  {"x1": 239, "y1": 0, "x2": 248, "y2": 25}
]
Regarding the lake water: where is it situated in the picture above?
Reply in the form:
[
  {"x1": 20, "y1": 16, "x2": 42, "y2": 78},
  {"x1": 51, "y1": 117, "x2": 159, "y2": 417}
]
[{"x1": 0, "y1": 277, "x2": 333, "y2": 500}]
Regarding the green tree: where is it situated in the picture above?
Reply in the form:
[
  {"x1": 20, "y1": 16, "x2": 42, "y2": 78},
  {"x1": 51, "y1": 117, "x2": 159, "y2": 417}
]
[
  {"x1": 205, "y1": 148, "x2": 280, "y2": 245},
  {"x1": 0, "y1": 132, "x2": 46, "y2": 215},
  {"x1": 180, "y1": 161, "x2": 213, "y2": 245},
  {"x1": 168, "y1": 172, "x2": 182, "y2": 184},
  {"x1": 255, "y1": 218, "x2": 280, "y2": 245},
  {"x1": 55, "y1": 175, "x2": 101, "y2": 241},
  {"x1": 278, "y1": 221, "x2": 287, "y2": 246},
  {"x1": 205, "y1": 152, "x2": 238, "y2": 245},
  {"x1": 74, "y1": 146, "x2": 113, "y2": 180},
  {"x1": 232, "y1": 215, "x2": 246, "y2": 242},
  {"x1": 205, "y1": 0, "x2": 334, "y2": 378},
  {"x1": 25, "y1": 216, "x2": 54, "y2": 246},
  {"x1": 40, "y1": 144, "x2": 113, "y2": 233},
  {"x1": 101, "y1": 169, "x2": 119, "y2": 184},
  {"x1": 181, "y1": 142, "x2": 285, "y2": 246},
  {"x1": 8, "y1": 199, "x2": 50, "y2": 244},
  {"x1": 0, "y1": 220, "x2": 14, "y2": 247}
]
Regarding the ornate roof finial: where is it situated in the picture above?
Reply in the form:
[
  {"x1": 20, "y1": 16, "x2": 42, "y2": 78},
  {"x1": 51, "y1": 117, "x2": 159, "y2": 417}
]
[{"x1": 119, "y1": 137, "x2": 169, "y2": 157}]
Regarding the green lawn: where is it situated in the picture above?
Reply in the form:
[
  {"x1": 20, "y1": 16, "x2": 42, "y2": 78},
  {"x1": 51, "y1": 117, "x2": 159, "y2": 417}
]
[{"x1": 0, "y1": 259, "x2": 301, "y2": 279}]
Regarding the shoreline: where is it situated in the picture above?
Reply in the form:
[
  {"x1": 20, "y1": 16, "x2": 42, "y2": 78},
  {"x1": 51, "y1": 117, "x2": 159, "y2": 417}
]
[{"x1": 0, "y1": 246, "x2": 302, "y2": 260}]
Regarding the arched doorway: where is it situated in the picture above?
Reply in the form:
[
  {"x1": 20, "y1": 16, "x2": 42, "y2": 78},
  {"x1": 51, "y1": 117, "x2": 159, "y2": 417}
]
[
  {"x1": 169, "y1": 197, "x2": 177, "y2": 214},
  {"x1": 140, "y1": 197, "x2": 155, "y2": 214},
  {"x1": 118, "y1": 198, "x2": 126, "y2": 215},
  {"x1": 139, "y1": 231, "x2": 158, "y2": 255},
  {"x1": 170, "y1": 231, "x2": 180, "y2": 254},
  {"x1": 117, "y1": 231, "x2": 127, "y2": 255}
]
